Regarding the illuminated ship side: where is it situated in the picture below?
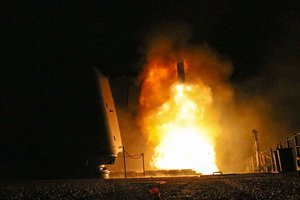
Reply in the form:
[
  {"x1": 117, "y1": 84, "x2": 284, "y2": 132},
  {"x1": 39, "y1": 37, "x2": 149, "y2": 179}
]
[
  {"x1": 89, "y1": 69, "x2": 123, "y2": 166},
  {"x1": 81, "y1": 69, "x2": 123, "y2": 178}
]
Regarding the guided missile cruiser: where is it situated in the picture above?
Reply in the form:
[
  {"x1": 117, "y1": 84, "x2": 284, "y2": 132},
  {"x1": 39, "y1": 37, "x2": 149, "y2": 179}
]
[
  {"x1": 0, "y1": 67, "x2": 123, "y2": 179},
  {"x1": 177, "y1": 61, "x2": 185, "y2": 83}
]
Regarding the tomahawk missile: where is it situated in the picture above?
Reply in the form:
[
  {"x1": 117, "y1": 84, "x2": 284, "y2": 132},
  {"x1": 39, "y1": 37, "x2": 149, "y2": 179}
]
[{"x1": 177, "y1": 61, "x2": 185, "y2": 83}]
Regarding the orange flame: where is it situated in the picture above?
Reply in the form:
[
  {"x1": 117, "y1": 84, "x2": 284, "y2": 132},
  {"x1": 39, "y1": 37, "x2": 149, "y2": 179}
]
[{"x1": 139, "y1": 59, "x2": 219, "y2": 174}]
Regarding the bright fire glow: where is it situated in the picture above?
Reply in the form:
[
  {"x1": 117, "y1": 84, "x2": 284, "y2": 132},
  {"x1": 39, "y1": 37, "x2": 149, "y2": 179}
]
[{"x1": 139, "y1": 61, "x2": 219, "y2": 174}]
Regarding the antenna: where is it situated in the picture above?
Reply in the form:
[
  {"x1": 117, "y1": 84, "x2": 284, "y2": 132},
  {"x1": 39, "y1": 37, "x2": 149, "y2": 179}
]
[{"x1": 252, "y1": 129, "x2": 263, "y2": 171}]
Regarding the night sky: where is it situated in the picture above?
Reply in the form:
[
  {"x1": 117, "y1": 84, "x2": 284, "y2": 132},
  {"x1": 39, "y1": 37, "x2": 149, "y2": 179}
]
[{"x1": 1, "y1": 1, "x2": 299, "y2": 178}]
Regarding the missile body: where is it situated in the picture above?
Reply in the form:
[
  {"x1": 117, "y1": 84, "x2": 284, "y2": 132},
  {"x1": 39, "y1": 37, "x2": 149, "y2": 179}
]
[{"x1": 177, "y1": 61, "x2": 185, "y2": 83}]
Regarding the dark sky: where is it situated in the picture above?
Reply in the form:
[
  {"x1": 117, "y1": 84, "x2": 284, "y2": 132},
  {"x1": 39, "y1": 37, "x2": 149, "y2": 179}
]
[{"x1": 1, "y1": 1, "x2": 299, "y2": 178}]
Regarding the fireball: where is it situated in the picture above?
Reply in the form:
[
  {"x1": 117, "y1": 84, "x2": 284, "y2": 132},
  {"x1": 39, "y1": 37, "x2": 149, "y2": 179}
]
[{"x1": 139, "y1": 60, "x2": 219, "y2": 174}]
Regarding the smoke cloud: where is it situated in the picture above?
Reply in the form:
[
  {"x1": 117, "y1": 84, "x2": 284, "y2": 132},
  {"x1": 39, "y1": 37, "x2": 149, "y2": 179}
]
[{"x1": 136, "y1": 22, "x2": 288, "y2": 172}]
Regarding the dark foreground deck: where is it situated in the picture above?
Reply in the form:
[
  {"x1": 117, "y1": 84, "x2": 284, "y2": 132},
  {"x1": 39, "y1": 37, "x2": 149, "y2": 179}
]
[{"x1": 0, "y1": 173, "x2": 299, "y2": 199}]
